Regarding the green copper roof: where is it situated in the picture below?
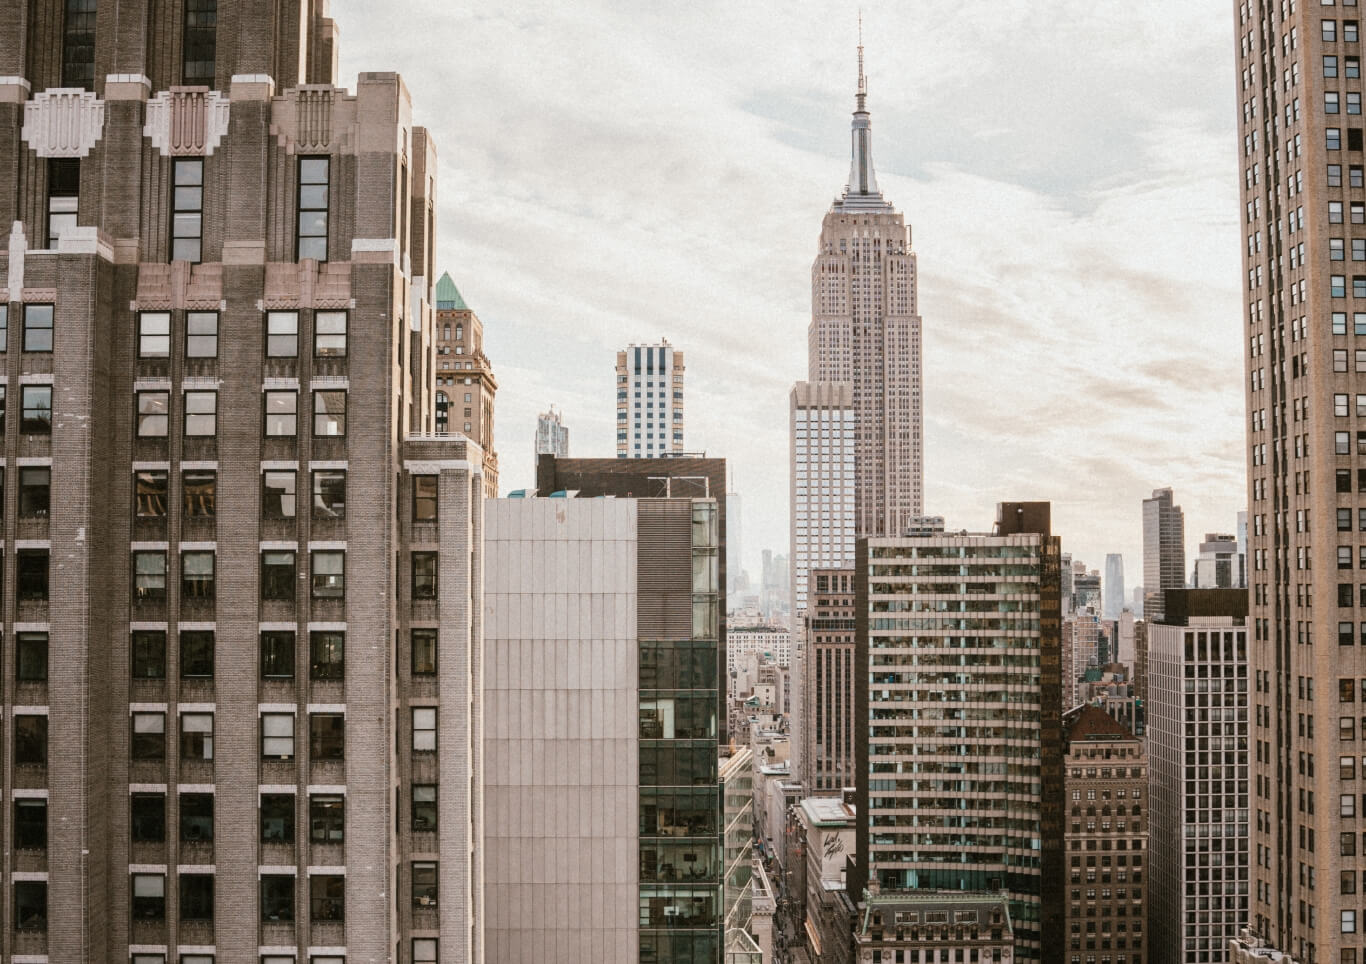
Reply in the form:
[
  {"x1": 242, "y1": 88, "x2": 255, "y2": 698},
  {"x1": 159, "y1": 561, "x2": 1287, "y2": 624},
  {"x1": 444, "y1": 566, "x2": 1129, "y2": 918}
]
[{"x1": 435, "y1": 272, "x2": 469, "y2": 311}]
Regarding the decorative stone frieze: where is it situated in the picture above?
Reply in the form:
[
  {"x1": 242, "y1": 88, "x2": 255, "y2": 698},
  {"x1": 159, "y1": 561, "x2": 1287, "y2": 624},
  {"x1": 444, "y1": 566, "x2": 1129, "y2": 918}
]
[
  {"x1": 144, "y1": 89, "x2": 231, "y2": 156},
  {"x1": 21, "y1": 88, "x2": 106, "y2": 158}
]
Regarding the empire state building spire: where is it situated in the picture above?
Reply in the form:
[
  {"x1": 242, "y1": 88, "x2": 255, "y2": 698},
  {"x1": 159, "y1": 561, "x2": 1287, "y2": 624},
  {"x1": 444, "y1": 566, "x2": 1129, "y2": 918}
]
[{"x1": 839, "y1": 18, "x2": 891, "y2": 211}]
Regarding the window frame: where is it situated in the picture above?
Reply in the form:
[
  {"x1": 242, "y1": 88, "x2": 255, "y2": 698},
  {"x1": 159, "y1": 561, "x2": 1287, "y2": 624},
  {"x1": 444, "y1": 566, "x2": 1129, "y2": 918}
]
[{"x1": 22, "y1": 304, "x2": 53, "y2": 353}]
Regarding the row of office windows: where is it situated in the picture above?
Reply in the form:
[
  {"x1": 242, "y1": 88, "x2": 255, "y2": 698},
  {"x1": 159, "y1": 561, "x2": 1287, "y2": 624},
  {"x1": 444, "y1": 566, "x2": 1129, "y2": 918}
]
[
  {"x1": 124, "y1": 952, "x2": 436, "y2": 964},
  {"x1": 135, "y1": 310, "x2": 347, "y2": 359},
  {"x1": 56, "y1": 0, "x2": 214, "y2": 91},
  {"x1": 136, "y1": 389, "x2": 348, "y2": 439}
]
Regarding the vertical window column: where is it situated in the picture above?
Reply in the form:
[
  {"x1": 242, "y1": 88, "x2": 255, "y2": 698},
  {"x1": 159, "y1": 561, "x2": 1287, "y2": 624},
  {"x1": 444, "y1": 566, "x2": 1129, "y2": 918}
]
[{"x1": 171, "y1": 159, "x2": 204, "y2": 263}]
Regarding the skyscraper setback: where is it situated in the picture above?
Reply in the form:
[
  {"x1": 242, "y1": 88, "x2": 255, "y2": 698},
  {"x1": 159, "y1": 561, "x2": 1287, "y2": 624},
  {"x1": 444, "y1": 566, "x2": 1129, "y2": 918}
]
[{"x1": 808, "y1": 39, "x2": 923, "y2": 537}]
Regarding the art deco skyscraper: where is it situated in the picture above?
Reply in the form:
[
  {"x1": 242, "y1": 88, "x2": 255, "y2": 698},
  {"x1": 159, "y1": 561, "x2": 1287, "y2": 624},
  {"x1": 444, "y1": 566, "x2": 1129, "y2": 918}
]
[
  {"x1": 1236, "y1": 2, "x2": 1355, "y2": 957},
  {"x1": 808, "y1": 40, "x2": 923, "y2": 537},
  {"x1": 435, "y1": 272, "x2": 499, "y2": 497}
]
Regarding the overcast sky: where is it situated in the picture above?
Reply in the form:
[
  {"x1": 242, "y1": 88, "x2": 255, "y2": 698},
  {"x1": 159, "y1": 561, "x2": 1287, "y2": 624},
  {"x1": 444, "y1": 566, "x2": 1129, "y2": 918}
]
[{"x1": 334, "y1": 0, "x2": 1245, "y2": 589}]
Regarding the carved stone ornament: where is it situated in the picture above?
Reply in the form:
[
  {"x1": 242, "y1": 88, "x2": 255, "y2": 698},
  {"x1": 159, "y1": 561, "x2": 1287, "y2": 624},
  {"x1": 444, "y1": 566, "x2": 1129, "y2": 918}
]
[
  {"x1": 144, "y1": 89, "x2": 231, "y2": 156},
  {"x1": 21, "y1": 88, "x2": 106, "y2": 158}
]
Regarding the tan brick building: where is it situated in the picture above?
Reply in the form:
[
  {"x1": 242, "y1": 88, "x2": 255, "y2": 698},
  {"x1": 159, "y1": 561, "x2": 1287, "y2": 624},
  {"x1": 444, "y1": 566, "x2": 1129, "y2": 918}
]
[
  {"x1": 434, "y1": 271, "x2": 498, "y2": 497},
  {"x1": 0, "y1": 2, "x2": 484, "y2": 961}
]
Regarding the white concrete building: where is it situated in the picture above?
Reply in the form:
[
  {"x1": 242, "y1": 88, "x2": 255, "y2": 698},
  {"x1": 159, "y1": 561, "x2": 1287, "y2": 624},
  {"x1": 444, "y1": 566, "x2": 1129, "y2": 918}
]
[
  {"x1": 728, "y1": 627, "x2": 794, "y2": 670},
  {"x1": 789, "y1": 381, "x2": 855, "y2": 618},
  {"x1": 616, "y1": 340, "x2": 684, "y2": 457}
]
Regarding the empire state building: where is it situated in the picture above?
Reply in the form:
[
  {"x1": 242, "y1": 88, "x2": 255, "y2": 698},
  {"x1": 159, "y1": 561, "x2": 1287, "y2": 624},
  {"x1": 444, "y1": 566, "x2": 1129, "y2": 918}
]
[{"x1": 809, "y1": 41, "x2": 924, "y2": 536}]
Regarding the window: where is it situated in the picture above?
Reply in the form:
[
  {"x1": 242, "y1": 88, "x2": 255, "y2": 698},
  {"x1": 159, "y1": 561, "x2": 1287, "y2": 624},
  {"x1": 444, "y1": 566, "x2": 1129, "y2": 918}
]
[
  {"x1": 261, "y1": 713, "x2": 295, "y2": 760},
  {"x1": 133, "y1": 551, "x2": 167, "y2": 600},
  {"x1": 44, "y1": 157, "x2": 80, "y2": 248},
  {"x1": 412, "y1": 628, "x2": 437, "y2": 676},
  {"x1": 180, "y1": 792, "x2": 213, "y2": 842},
  {"x1": 412, "y1": 552, "x2": 438, "y2": 600},
  {"x1": 180, "y1": 630, "x2": 214, "y2": 678},
  {"x1": 1350, "y1": 20, "x2": 1361, "y2": 41},
  {"x1": 310, "y1": 630, "x2": 344, "y2": 680},
  {"x1": 137, "y1": 390, "x2": 169, "y2": 437},
  {"x1": 135, "y1": 470, "x2": 168, "y2": 519},
  {"x1": 1330, "y1": 91, "x2": 1343, "y2": 114},
  {"x1": 313, "y1": 390, "x2": 346, "y2": 436},
  {"x1": 131, "y1": 711, "x2": 165, "y2": 759},
  {"x1": 22, "y1": 304, "x2": 52, "y2": 353},
  {"x1": 186, "y1": 310, "x2": 218, "y2": 357},
  {"x1": 310, "y1": 874, "x2": 344, "y2": 922},
  {"x1": 139, "y1": 312, "x2": 170, "y2": 357},
  {"x1": 17, "y1": 550, "x2": 48, "y2": 601},
  {"x1": 131, "y1": 631, "x2": 166, "y2": 679},
  {"x1": 1332, "y1": 127, "x2": 1344, "y2": 150},
  {"x1": 264, "y1": 390, "x2": 298, "y2": 436},
  {"x1": 14, "y1": 880, "x2": 46, "y2": 932},
  {"x1": 18, "y1": 467, "x2": 49, "y2": 518},
  {"x1": 262, "y1": 469, "x2": 296, "y2": 518},
  {"x1": 20, "y1": 385, "x2": 50, "y2": 434},
  {"x1": 412, "y1": 861, "x2": 438, "y2": 908},
  {"x1": 16, "y1": 632, "x2": 47, "y2": 682},
  {"x1": 312, "y1": 469, "x2": 345, "y2": 519},
  {"x1": 181, "y1": 550, "x2": 215, "y2": 599},
  {"x1": 297, "y1": 157, "x2": 330, "y2": 261},
  {"x1": 183, "y1": 390, "x2": 217, "y2": 436},
  {"x1": 413, "y1": 475, "x2": 438, "y2": 522},
  {"x1": 311, "y1": 550, "x2": 344, "y2": 598},
  {"x1": 315, "y1": 310, "x2": 346, "y2": 356},
  {"x1": 183, "y1": 469, "x2": 216, "y2": 517},
  {"x1": 131, "y1": 793, "x2": 165, "y2": 842},
  {"x1": 310, "y1": 713, "x2": 344, "y2": 760},
  {"x1": 413, "y1": 939, "x2": 438, "y2": 963},
  {"x1": 1335, "y1": 237, "x2": 1347, "y2": 260},
  {"x1": 14, "y1": 715, "x2": 45, "y2": 765},
  {"x1": 1328, "y1": 18, "x2": 1341, "y2": 42},
  {"x1": 132, "y1": 873, "x2": 166, "y2": 920},
  {"x1": 14, "y1": 799, "x2": 45, "y2": 850},
  {"x1": 412, "y1": 784, "x2": 437, "y2": 831},
  {"x1": 413, "y1": 707, "x2": 437, "y2": 752},
  {"x1": 261, "y1": 874, "x2": 294, "y2": 922},
  {"x1": 0, "y1": 305, "x2": 7, "y2": 351},
  {"x1": 266, "y1": 311, "x2": 298, "y2": 357},
  {"x1": 179, "y1": 873, "x2": 213, "y2": 921},
  {"x1": 260, "y1": 793, "x2": 294, "y2": 841},
  {"x1": 181, "y1": 0, "x2": 217, "y2": 85},
  {"x1": 261, "y1": 550, "x2": 296, "y2": 601},
  {"x1": 310, "y1": 794, "x2": 344, "y2": 843},
  {"x1": 260, "y1": 630, "x2": 294, "y2": 679},
  {"x1": 61, "y1": 0, "x2": 96, "y2": 89},
  {"x1": 171, "y1": 159, "x2": 204, "y2": 263},
  {"x1": 1347, "y1": 909, "x2": 1359, "y2": 934}
]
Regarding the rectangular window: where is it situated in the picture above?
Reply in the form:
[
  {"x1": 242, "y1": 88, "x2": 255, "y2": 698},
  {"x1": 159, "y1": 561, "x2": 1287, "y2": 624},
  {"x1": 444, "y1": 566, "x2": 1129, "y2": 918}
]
[
  {"x1": 180, "y1": 629, "x2": 214, "y2": 678},
  {"x1": 266, "y1": 311, "x2": 298, "y2": 357},
  {"x1": 185, "y1": 310, "x2": 218, "y2": 357},
  {"x1": 413, "y1": 707, "x2": 437, "y2": 752},
  {"x1": 130, "y1": 792, "x2": 165, "y2": 842},
  {"x1": 413, "y1": 939, "x2": 438, "y2": 963},
  {"x1": 412, "y1": 861, "x2": 438, "y2": 908},
  {"x1": 183, "y1": 390, "x2": 217, "y2": 436},
  {"x1": 310, "y1": 873, "x2": 344, "y2": 921},
  {"x1": 136, "y1": 390, "x2": 169, "y2": 437},
  {"x1": 413, "y1": 475, "x2": 438, "y2": 522},
  {"x1": 260, "y1": 793, "x2": 294, "y2": 841},
  {"x1": 312, "y1": 469, "x2": 346, "y2": 519},
  {"x1": 309, "y1": 713, "x2": 344, "y2": 759},
  {"x1": 22, "y1": 304, "x2": 53, "y2": 353},
  {"x1": 61, "y1": 0, "x2": 96, "y2": 89},
  {"x1": 262, "y1": 470, "x2": 296, "y2": 518},
  {"x1": 297, "y1": 157, "x2": 330, "y2": 261},
  {"x1": 133, "y1": 550, "x2": 167, "y2": 600},
  {"x1": 135, "y1": 466, "x2": 168, "y2": 513},
  {"x1": 179, "y1": 873, "x2": 214, "y2": 921},
  {"x1": 311, "y1": 550, "x2": 344, "y2": 598},
  {"x1": 13, "y1": 715, "x2": 45, "y2": 765},
  {"x1": 20, "y1": 385, "x2": 50, "y2": 435},
  {"x1": 131, "y1": 711, "x2": 165, "y2": 759},
  {"x1": 171, "y1": 159, "x2": 204, "y2": 263},
  {"x1": 0, "y1": 305, "x2": 7, "y2": 351},
  {"x1": 181, "y1": 550, "x2": 215, "y2": 599},
  {"x1": 47, "y1": 158, "x2": 79, "y2": 247},
  {"x1": 264, "y1": 390, "x2": 298, "y2": 436},
  {"x1": 181, "y1": 0, "x2": 217, "y2": 85},
  {"x1": 180, "y1": 792, "x2": 213, "y2": 842},
  {"x1": 261, "y1": 713, "x2": 295, "y2": 760},
  {"x1": 260, "y1": 630, "x2": 294, "y2": 679},
  {"x1": 412, "y1": 784, "x2": 437, "y2": 831},
  {"x1": 261, "y1": 550, "x2": 296, "y2": 601},
  {"x1": 313, "y1": 390, "x2": 346, "y2": 436},
  {"x1": 315, "y1": 310, "x2": 347, "y2": 356},
  {"x1": 14, "y1": 880, "x2": 46, "y2": 932},
  {"x1": 139, "y1": 311, "x2": 171, "y2": 358},
  {"x1": 261, "y1": 874, "x2": 294, "y2": 922},
  {"x1": 183, "y1": 469, "x2": 215, "y2": 517},
  {"x1": 412, "y1": 551, "x2": 438, "y2": 599},
  {"x1": 16, "y1": 632, "x2": 47, "y2": 682},
  {"x1": 1332, "y1": 127, "x2": 1344, "y2": 150},
  {"x1": 14, "y1": 799, "x2": 45, "y2": 850},
  {"x1": 309, "y1": 794, "x2": 344, "y2": 843},
  {"x1": 18, "y1": 466, "x2": 50, "y2": 518},
  {"x1": 412, "y1": 628, "x2": 437, "y2": 676},
  {"x1": 310, "y1": 630, "x2": 344, "y2": 680},
  {"x1": 17, "y1": 550, "x2": 48, "y2": 601},
  {"x1": 131, "y1": 873, "x2": 166, "y2": 921},
  {"x1": 131, "y1": 630, "x2": 166, "y2": 679}
]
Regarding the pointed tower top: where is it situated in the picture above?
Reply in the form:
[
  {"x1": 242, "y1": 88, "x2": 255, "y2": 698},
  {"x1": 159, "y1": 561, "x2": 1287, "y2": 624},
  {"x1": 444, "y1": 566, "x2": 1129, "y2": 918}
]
[
  {"x1": 856, "y1": 11, "x2": 867, "y2": 113},
  {"x1": 835, "y1": 19, "x2": 892, "y2": 212},
  {"x1": 435, "y1": 271, "x2": 469, "y2": 311}
]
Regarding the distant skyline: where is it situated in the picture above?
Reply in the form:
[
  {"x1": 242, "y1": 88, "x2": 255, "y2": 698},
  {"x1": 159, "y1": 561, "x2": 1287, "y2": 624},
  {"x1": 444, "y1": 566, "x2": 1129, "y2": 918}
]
[{"x1": 334, "y1": 0, "x2": 1244, "y2": 580}]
